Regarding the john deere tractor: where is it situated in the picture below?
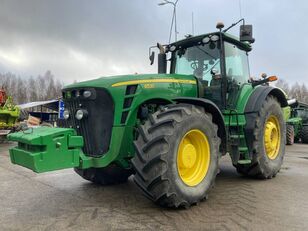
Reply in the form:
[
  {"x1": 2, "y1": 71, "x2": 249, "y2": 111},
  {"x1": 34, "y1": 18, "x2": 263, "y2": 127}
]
[
  {"x1": 8, "y1": 20, "x2": 288, "y2": 208},
  {"x1": 286, "y1": 100, "x2": 308, "y2": 144}
]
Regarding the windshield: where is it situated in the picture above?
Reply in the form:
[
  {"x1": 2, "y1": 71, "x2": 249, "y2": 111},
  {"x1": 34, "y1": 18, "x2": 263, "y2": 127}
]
[
  {"x1": 297, "y1": 109, "x2": 308, "y2": 122},
  {"x1": 174, "y1": 42, "x2": 220, "y2": 83}
]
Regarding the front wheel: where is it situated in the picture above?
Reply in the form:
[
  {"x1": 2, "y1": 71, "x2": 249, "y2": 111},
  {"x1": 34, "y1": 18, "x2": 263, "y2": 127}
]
[
  {"x1": 235, "y1": 96, "x2": 286, "y2": 179},
  {"x1": 132, "y1": 104, "x2": 221, "y2": 208}
]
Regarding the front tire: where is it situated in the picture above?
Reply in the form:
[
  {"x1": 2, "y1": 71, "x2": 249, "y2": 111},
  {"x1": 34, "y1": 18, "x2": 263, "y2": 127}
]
[
  {"x1": 235, "y1": 96, "x2": 286, "y2": 179},
  {"x1": 132, "y1": 104, "x2": 221, "y2": 208}
]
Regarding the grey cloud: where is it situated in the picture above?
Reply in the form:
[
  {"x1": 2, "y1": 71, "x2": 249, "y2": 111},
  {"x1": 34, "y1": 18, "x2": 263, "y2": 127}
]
[{"x1": 0, "y1": 0, "x2": 307, "y2": 84}]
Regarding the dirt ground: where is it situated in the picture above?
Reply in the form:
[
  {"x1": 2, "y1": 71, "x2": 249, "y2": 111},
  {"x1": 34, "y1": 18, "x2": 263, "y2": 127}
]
[{"x1": 0, "y1": 142, "x2": 307, "y2": 231}]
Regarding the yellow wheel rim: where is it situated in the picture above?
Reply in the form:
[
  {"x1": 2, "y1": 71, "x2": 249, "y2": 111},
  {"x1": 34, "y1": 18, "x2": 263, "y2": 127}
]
[
  {"x1": 264, "y1": 115, "x2": 281, "y2": 160},
  {"x1": 177, "y1": 129, "x2": 210, "y2": 186}
]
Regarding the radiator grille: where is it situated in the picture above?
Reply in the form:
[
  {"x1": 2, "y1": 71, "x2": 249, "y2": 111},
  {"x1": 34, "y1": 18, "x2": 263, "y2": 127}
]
[{"x1": 59, "y1": 88, "x2": 114, "y2": 157}]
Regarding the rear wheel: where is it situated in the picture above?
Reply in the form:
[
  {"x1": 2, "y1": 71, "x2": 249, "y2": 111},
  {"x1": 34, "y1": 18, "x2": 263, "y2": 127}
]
[
  {"x1": 301, "y1": 125, "x2": 308, "y2": 144},
  {"x1": 235, "y1": 96, "x2": 285, "y2": 179},
  {"x1": 132, "y1": 104, "x2": 220, "y2": 208},
  {"x1": 74, "y1": 165, "x2": 133, "y2": 185},
  {"x1": 286, "y1": 125, "x2": 294, "y2": 145}
]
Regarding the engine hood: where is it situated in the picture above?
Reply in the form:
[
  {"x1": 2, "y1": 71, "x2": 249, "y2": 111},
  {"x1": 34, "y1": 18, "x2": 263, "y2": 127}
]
[{"x1": 63, "y1": 73, "x2": 196, "y2": 90}]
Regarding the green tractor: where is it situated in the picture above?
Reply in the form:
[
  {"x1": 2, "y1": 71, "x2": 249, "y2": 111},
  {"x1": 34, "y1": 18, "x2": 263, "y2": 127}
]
[
  {"x1": 286, "y1": 100, "x2": 308, "y2": 144},
  {"x1": 8, "y1": 20, "x2": 289, "y2": 208}
]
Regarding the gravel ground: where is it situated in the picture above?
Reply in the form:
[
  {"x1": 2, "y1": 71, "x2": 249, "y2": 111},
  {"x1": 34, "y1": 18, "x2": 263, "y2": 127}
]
[{"x1": 0, "y1": 142, "x2": 307, "y2": 231}]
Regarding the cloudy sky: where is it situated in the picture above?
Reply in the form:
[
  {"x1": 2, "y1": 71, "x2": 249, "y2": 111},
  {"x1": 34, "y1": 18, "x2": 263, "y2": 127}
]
[{"x1": 0, "y1": 0, "x2": 307, "y2": 84}]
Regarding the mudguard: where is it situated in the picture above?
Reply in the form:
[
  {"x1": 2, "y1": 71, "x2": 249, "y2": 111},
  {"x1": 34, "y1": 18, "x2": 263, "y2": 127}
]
[{"x1": 244, "y1": 86, "x2": 288, "y2": 155}]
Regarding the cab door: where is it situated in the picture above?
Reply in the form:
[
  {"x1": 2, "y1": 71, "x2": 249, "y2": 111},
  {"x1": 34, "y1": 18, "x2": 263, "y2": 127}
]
[{"x1": 224, "y1": 42, "x2": 250, "y2": 108}]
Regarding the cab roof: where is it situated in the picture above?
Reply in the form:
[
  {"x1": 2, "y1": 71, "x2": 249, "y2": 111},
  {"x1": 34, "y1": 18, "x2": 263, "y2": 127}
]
[{"x1": 169, "y1": 32, "x2": 252, "y2": 52}]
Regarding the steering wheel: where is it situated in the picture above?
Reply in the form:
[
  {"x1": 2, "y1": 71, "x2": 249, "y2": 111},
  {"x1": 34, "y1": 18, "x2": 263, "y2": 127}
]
[
  {"x1": 191, "y1": 61, "x2": 198, "y2": 70},
  {"x1": 190, "y1": 61, "x2": 209, "y2": 70}
]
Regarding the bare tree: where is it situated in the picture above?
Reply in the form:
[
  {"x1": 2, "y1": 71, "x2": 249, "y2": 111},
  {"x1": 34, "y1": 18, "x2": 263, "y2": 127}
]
[
  {"x1": 0, "y1": 71, "x2": 64, "y2": 104},
  {"x1": 28, "y1": 77, "x2": 38, "y2": 102},
  {"x1": 16, "y1": 77, "x2": 28, "y2": 104},
  {"x1": 275, "y1": 79, "x2": 290, "y2": 95}
]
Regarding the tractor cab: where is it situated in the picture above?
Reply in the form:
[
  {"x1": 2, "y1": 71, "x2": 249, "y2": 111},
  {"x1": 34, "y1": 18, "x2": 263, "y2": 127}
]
[
  {"x1": 295, "y1": 108, "x2": 308, "y2": 124},
  {"x1": 168, "y1": 31, "x2": 252, "y2": 109},
  {"x1": 152, "y1": 20, "x2": 255, "y2": 110}
]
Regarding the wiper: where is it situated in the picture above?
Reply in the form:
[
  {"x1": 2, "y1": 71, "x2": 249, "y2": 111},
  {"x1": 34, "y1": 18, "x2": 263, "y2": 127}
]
[
  {"x1": 196, "y1": 46, "x2": 216, "y2": 60},
  {"x1": 204, "y1": 60, "x2": 221, "y2": 75}
]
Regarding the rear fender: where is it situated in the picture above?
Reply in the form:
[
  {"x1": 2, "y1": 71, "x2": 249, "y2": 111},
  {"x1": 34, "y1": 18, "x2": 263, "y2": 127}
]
[{"x1": 244, "y1": 86, "x2": 288, "y2": 154}]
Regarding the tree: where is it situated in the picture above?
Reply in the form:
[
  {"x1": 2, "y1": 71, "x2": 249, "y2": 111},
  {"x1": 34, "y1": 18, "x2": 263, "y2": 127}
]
[
  {"x1": 275, "y1": 79, "x2": 290, "y2": 96},
  {"x1": 0, "y1": 71, "x2": 64, "y2": 104}
]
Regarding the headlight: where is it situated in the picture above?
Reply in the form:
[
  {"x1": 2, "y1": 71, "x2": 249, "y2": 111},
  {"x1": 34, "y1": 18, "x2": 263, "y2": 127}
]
[
  {"x1": 75, "y1": 109, "x2": 88, "y2": 120},
  {"x1": 211, "y1": 35, "x2": 220, "y2": 42},
  {"x1": 83, "y1": 90, "x2": 92, "y2": 98},
  {"x1": 63, "y1": 110, "x2": 70, "y2": 119},
  {"x1": 169, "y1": 45, "x2": 177, "y2": 52},
  {"x1": 202, "y1": 36, "x2": 210, "y2": 44}
]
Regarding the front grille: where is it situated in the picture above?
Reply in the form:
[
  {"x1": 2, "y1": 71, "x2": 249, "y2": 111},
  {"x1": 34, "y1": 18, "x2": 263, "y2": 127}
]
[{"x1": 59, "y1": 88, "x2": 114, "y2": 157}]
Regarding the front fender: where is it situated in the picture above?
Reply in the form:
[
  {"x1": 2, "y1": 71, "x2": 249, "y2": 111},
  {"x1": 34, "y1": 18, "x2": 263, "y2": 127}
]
[{"x1": 173, "y1": 97, "x2": 227, "y2": 155}]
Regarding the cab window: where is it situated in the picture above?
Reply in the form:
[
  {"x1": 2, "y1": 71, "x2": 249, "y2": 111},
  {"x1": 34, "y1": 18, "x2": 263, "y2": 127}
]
[
  {"x1": 224, "y1": 42, "x2": 250, "y2": 85},
  {"x1": 174, "y1": 42, "x2": 221, "y2": 85}
]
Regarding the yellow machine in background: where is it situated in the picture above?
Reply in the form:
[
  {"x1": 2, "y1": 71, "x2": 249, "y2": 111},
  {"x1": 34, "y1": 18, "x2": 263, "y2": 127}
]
[{"x1": 0, "y1": 89, "x2": 20, "y2": 137}]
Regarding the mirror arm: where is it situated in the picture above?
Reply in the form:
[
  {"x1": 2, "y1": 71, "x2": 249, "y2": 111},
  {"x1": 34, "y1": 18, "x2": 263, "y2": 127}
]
[{"x1": 223, "y1": 18, "x2": 245, "y2": 33}]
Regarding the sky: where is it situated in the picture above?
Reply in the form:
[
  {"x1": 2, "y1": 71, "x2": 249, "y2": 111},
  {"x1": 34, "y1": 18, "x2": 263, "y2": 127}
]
[{"x1": 0, "y1": 0, "x2": 307, "y2": 84}]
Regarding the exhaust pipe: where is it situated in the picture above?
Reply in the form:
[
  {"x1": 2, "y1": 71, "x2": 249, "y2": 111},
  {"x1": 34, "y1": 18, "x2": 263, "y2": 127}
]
[
  {"x1": 287, "y1": 98, "x2": 297, "y2": 106},
  {"x1": 157, "y1": 43, "x2": 167, "y2": 74}
]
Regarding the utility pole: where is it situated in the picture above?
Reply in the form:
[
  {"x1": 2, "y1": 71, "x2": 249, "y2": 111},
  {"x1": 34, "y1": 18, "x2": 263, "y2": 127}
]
[{"x1": 158, "y1": 0, "x2": 179, "y2": 43}]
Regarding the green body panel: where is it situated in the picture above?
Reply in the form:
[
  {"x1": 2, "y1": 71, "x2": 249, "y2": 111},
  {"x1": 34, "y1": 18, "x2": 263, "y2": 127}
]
[
  {"x1": 223, "y1": 84, "x2": 254, "y2": 162},
  {"x1": 8, "y1": 127, "x2": 82, "y2": 172},
  {"x1": 8, "y1": 74, "x2": 198, "y2": 171},
  {"x1": 65, "y1": 74, "x2": 197, "y2": 126}
]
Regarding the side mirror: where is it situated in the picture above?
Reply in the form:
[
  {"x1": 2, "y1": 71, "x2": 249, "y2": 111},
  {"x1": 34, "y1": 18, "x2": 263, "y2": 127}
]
[
  {"x1": 240, "y1": 25, "x2": 255, "y2": 43},
  {"x1": 149, "y1": 51, "x2": 155, "y2": 65}
]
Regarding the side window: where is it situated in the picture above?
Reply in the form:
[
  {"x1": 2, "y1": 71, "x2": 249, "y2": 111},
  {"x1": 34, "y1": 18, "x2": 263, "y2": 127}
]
[{"x1": 224, "y1": 42, "x2": 250, "y2": 85}]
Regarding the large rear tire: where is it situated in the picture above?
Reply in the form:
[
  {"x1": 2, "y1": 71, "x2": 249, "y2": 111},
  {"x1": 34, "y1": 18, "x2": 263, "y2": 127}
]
[
  {"x1": 301, "y1": 125, "x2": 308, "y2": 144},
  {"x1": 74, "y1": 165, "x2": 133, "y2": 185},
  {"x1": 286, "y1": 124, "x2": 294, "y2": 145},
  {"x1": 132, "y1": 104, "x2": 221, "y2": 208},
  {"x1": 235, "y1": 96, "x2": 286, "y2": 179}
]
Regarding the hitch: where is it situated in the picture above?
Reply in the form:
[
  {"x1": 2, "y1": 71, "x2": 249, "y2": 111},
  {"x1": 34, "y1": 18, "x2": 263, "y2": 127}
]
[{"x1": 8, "y1": 127, "x2": 83, "y2": 173}]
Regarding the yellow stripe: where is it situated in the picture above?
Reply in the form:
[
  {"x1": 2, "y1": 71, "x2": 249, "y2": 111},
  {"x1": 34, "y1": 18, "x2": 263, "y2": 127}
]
[{"x1": 111, "y1": 78, "x2": 197, "y2": 87}]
